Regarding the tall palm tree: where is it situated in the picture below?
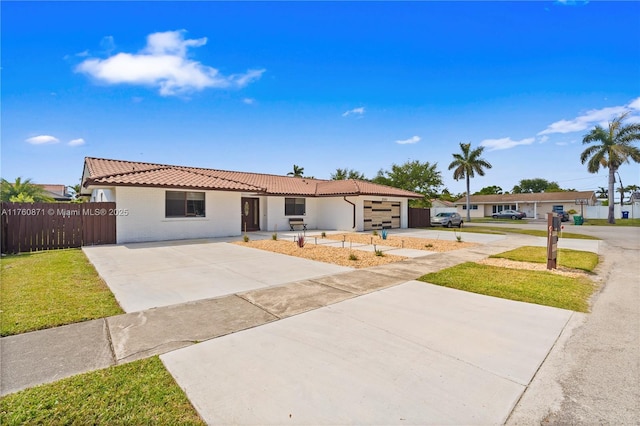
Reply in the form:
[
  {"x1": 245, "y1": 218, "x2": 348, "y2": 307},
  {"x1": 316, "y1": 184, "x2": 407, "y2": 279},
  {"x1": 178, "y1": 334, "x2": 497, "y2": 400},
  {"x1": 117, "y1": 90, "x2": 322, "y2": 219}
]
[
  {"x1": 448, "y1": 142, "x2": 492, "y2": 222},
  {"x1": 0, "y1": 177, "x2": 53, "y2": 202},
  {"x1": 581, "y1": 112, "x2": 640, "y2": 224},
  {"x1": 287, "y1": 164, "x2": 304, "y2": 178}
]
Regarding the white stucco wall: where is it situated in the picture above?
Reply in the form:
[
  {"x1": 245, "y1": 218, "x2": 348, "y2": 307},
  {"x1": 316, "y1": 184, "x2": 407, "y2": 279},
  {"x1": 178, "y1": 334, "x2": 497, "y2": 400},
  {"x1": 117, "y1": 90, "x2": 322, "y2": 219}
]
[
  {"x1": 104, "y1": 186, "x2": 413, "y2": 242},
  {"x1": 262, "y1": 196, "x2": 319, "y2": 232},
  {"x1": 90, "y1": 188, "x2": 115, "y2": 202},
  {"x1": 113, "y1": 187, "x2": 242, "y2": 243}
]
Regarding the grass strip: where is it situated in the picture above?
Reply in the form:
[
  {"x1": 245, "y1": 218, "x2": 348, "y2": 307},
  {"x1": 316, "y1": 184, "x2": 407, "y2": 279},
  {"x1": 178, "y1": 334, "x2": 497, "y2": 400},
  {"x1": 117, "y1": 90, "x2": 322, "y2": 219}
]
[
  {"x1": 490, "y1": 246, "x2": 599, "y2": 272},
  {"x1": 418, "y1": 262, "x2": 596, "y2": 312},
  {"x1": 0, "y1": 249, "x2": 124, "y2": 337},
  {"x1": 426, "y1": 226, "x2": 600, "y2": 239},
  {"x1": 581, "y1": 218, "x2": 640, "y2": 226},
  {"x1": 0, "y1": 356, "x2": 204, "y2": 425}
]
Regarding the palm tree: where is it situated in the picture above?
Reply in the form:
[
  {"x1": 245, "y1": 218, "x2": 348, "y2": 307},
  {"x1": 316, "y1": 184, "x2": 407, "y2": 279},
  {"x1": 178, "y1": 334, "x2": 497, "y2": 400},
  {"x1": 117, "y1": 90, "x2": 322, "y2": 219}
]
[
  {"x1": 596, "y1": 186, "x2": 609, "y2": 199},
  {"x1": 626, "y1": 184, "x2": 640, "y2": 202},
  {"x1": 581, "y1": 112, "x2": 640, "y2": 224},
  {"x1": 287, "y1": 164, "x2": 304, "y2": 178},
  {"x1": 0, "y1": 177, "x2": 53, "y2": 202},
  {"x1": 448, "y1": 142, "x2": 492, "y2": 222}
]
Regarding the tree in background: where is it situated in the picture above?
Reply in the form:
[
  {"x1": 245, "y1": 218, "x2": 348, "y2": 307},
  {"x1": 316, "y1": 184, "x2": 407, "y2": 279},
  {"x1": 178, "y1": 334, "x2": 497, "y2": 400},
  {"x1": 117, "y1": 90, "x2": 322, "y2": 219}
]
[
  {"x1": 581, "y1": 111, "x2": 640, "y2": 224},
  {"x1": 1, "y1": 177, "x2": 54, "y2": 202},
  {"x1": 626, "y1": 184, "x2": 640, "y2": 202},
  {"x1": 287, "y1": 165, "x2": 304, "y2": 178},
  {"x1": 448, "y1": 142, "x2": 492, "y2": 221},
  {"x1": 372, "y1": 160, "x2": 443, "y2": 207},
  {"x1": 330, "y1": 168, "x2": 366, "y2": 180},
  {"x1": 474, "y1": 185, "x2": 504, "y2": 195},
  {"x1": 512, "y1": 178, "x2": 562, "y2": 193},
  {"x1": 596, "y1": 186, "x2": 608, "y2": 199}
]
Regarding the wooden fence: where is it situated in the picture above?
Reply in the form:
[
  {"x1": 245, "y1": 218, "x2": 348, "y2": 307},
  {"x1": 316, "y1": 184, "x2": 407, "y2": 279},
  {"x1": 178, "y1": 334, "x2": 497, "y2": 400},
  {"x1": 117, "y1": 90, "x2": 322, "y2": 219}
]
[
  {"x1": 1, "y1": 202, "x2": 116, "y2": 254},
  {"x1": 408, "y1": 207, "x2": 431, "y2": 228}
]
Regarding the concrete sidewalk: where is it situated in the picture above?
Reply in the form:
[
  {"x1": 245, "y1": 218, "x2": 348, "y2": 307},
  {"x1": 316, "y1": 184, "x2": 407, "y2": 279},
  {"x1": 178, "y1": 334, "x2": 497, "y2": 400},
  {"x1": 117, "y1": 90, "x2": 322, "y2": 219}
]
[{"x1": 1, "y1": 232, "x2": 522, "y2": 396}]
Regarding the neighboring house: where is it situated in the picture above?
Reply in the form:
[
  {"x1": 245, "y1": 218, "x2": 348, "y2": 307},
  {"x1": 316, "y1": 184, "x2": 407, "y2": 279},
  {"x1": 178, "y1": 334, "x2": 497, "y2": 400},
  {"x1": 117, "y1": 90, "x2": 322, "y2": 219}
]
[
  {"x1": 36, "y1": 184, "x2": 73, "y2": 202},
  {"x1": 80, "y1": 157, "x2": 422, "y2": 244},
  {"x1": 453, "y1": 191, "x2": 597, "y2": 219},
  {"x1": 430, "y1": 199, "x2": 456, "y2": 208},
  {"x1": 430, "y1": 198, "x2": 457, "y2": 216}
]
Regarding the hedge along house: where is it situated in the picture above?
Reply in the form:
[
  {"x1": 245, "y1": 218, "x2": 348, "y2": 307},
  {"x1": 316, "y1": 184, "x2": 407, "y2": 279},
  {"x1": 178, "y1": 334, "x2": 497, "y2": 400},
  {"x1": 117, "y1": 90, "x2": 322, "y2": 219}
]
[
  {"x1": 81, "y1": 157, "x2": 422, "y2": 244},
  {"x1": 453, "y1": 191, "x2": 597, "y2": 219}
]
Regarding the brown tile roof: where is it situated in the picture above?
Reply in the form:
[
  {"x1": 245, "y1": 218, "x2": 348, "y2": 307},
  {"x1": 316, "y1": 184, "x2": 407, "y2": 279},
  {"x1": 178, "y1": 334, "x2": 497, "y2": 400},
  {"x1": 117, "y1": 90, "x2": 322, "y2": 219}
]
[
  {"x1": 83, "y1": 157, "x2": 422, "y2": 198},
  {"x1": 454, "y1": 191, "x2": 596, "y2": 204}
]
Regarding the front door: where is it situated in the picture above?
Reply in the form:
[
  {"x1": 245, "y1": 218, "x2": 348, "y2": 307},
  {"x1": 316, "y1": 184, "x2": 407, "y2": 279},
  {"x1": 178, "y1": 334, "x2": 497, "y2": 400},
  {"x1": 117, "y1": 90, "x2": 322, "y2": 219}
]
[{"x1": 241, "y1": 197, "x2": 260, "y2": 232}]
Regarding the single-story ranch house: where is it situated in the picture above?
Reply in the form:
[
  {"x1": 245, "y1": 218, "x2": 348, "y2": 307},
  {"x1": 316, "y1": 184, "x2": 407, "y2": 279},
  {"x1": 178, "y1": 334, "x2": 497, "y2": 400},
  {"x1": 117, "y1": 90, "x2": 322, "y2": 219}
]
[
  {"x1": 81, "y1": 157, "x2": 422, "y2": 244},
  {"x1": 453, "y1": 191, "x2": 597, "y2": 219}
]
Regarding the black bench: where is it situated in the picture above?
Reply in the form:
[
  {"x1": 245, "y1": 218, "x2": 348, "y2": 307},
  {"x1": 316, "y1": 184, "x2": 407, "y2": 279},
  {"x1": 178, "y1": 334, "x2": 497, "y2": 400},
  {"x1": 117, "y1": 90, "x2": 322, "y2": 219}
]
[{"x1": 289, "y1": 218, "x2": 307, "y2": 231}]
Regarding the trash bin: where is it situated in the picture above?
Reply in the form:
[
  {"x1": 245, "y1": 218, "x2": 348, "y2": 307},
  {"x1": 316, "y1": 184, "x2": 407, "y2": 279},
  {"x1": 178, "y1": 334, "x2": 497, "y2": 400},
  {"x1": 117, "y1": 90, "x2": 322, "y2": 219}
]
[
  {"x1": 622, "y1": 211, "x2": 629, "y2": 219},
  {"x1": 573, "y1": 215, "x2": 583, "y2": 225}
]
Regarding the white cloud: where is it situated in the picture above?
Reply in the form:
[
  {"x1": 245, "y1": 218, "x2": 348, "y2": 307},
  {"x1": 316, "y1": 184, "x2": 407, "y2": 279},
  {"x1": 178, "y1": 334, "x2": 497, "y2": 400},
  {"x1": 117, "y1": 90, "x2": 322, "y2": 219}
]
[
  {"x1": 480, "y1": 137, "x2": 535, "y2": 151},
  {"x1": 538, "y1": 98, "x2": 640, "y2": 135},
  {"x1": 76, "y1": 30, "x2": 265, "y2": 96},
  {"x1": 342, "y1": 107, "x2": 365, "y2": 117},
  {"x1": 395, "y1": 135, "x2": 421, "y2": 145},
  {"x1": 25, "y1": 135, "x2": 60, "y2": 145},
  {"x1": 68, "y1": 138, "x2": 85, "y2": 146},
  {"x1": 538, "y1": 135, "x2": 549, "y2": 143},
  {"x1": 628, "y1": 96, "x2": 640, "y2": 111},
  {"x1": 243, "y1": 98, "x2": 255, "y2": 105}
]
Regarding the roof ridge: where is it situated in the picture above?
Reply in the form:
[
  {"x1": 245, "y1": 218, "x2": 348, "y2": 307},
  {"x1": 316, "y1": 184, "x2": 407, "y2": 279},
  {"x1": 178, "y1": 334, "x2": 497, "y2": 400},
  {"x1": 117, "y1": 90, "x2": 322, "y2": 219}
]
[
  {"x1": 86, "y1": 156, "x2": 331, "y2": 182},
  {"x1": 181, "y1": 168, "x2": 266, "y2": 192}
]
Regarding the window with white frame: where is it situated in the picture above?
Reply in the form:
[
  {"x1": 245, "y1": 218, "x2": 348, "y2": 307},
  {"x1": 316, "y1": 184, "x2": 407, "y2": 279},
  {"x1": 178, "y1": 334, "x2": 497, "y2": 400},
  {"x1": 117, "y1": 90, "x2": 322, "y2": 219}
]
[
  {"x1": 462, "y1": 205, "x2": 478, "y2": 210},
  {"x1": 492, "y1": 204, "x2": 517, "y2": 213},
  {"x1": 165, "y1": 191, "x2": 205, "y2": 217},
  {"x1": 285, "y1": 198, "x2": 306, "y2": 216}
]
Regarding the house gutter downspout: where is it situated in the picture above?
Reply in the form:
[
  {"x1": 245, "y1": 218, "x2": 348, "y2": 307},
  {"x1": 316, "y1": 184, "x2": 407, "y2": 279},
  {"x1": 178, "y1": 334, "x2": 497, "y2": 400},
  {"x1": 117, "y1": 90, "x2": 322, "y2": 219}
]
[{"x1": 343, "y1": 196, "x2": 356, "y2": 229}]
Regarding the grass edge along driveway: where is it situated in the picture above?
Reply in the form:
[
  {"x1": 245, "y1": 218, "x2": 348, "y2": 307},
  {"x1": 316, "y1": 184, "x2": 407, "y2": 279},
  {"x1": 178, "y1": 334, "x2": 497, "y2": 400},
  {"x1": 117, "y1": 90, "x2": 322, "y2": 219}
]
[
  {"x1": 419, "y1": 246, "x2": 599, "y2": 313},
  {"x1": 0, "y1": 248, "x2": 124, "y2": 337},
  {"x1": 0, "y1": 356, "x2": 205, "y2": 425}
]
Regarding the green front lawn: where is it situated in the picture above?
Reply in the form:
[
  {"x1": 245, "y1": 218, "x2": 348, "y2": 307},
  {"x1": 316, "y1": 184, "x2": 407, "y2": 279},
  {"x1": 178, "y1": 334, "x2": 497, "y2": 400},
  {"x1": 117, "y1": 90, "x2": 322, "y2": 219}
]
[
  {"x1": 0, "y1": 249, "x2": 124, "y2": 337},
  {"x1": 0, "y1": 357, "x2": 205, "y2": 425},
  {"x1": 490, "y1": 246, "x2": 599, "y2": 272},
  {"x1": 419, "y1": 262, "x2": 596, "y2": 312}
]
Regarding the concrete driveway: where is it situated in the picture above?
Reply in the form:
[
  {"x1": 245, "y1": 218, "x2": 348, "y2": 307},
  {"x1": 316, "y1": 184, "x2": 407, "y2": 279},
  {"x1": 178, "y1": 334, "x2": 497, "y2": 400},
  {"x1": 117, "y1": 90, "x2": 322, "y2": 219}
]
[
  {"x1": 161, "y1": 280, "x2": 573, "y2": 425},
  {"x1": 83, "y1": 239, "x2": 351, "y2": 312}
]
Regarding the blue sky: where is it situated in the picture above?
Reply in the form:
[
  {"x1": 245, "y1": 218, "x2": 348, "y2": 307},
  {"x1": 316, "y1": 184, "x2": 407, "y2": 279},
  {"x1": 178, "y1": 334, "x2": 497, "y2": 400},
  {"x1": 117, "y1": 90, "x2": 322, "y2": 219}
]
[{"x1": 2, "y1": 1, "x2": 639, "y2": 197}]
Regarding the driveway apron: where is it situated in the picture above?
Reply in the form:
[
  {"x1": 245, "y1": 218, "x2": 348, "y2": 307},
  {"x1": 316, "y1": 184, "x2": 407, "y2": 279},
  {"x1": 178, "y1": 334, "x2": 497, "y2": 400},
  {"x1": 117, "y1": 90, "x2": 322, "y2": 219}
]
[{"x1": 161, "y1": 280, "x2": 573, "y2": 425}]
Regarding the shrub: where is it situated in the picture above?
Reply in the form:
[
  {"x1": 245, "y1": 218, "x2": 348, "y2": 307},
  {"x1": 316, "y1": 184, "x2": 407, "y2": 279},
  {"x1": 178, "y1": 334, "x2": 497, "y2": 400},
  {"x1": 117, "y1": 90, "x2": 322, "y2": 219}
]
[
  {"x1": 296, "y1": 234, "x2": 305, "y2": 248},
  {"x1": 272, "y1": 233, "x2": 278, "y2": 240},
  {"x1": 381, "y1": 229, "x2": 388, "y2": 240},
  {"x1": 375, "y1": 250, "x2": 385, "y2": 257},
  {"x1": 243, "y1": 235, "x2": 249, "y2": 242},
  {"x1": 349, "y1": 253, "x2": 358, "y2": 261}
]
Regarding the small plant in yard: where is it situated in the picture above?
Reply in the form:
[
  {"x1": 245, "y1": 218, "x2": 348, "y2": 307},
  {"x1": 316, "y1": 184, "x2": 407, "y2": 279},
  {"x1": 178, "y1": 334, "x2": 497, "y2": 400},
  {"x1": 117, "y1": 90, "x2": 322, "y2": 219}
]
[
  {"x1": 381, "y1": 229, "x2": 388, "y2": 240},
  {"x1": 321, "y1": 231, "x2": 327, "y2": 238},
  {"x1": 349, "y1": 253, "x2": 359, "y2": 261},
  {"x1": 425, "y1": 243, "x2": 434, "y2": 248},
  {"x1": 375, "y1": 249, "x2": 385, "y2": 257},
  {"x1": 272, "y1": 233, "x2": 278, "y2": 240},
  {"x1": 296, "y1": 233, "x2": 305, "y2": 248},
  {"x1": 454, "y1": 230, "x2": 463, "y2": 242},
  {"x1": 243, "y1": 234, "x2": 249, "y2": 242},
  {"x1": 372, "y1": 230, "x2": 378, "y2": 236}
]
